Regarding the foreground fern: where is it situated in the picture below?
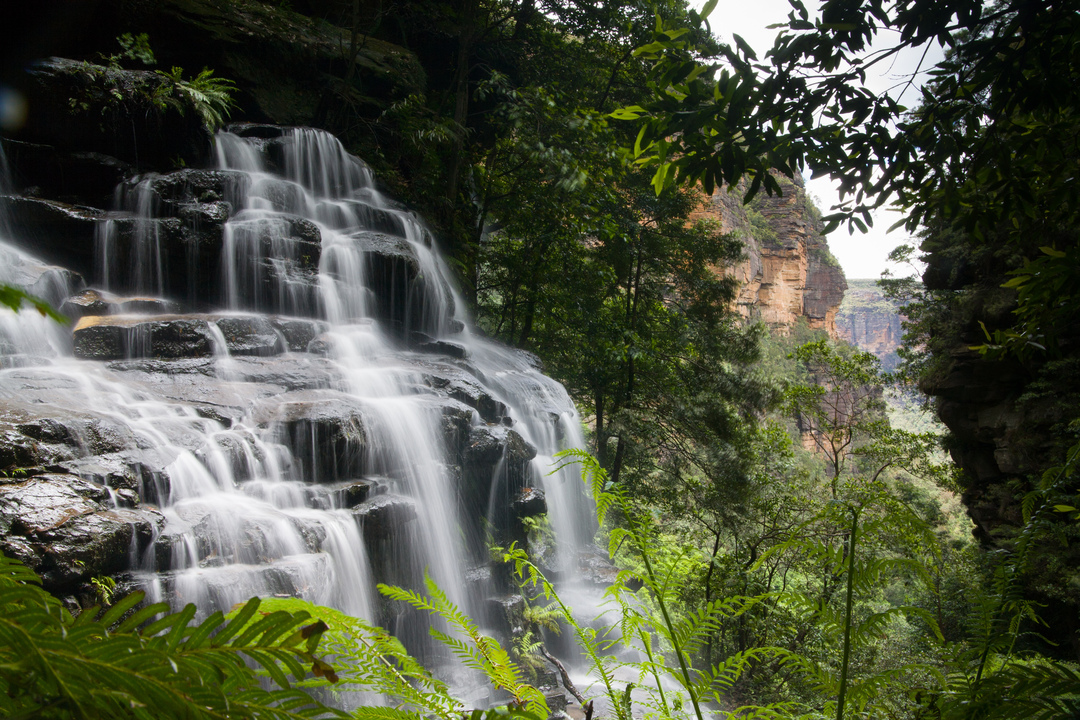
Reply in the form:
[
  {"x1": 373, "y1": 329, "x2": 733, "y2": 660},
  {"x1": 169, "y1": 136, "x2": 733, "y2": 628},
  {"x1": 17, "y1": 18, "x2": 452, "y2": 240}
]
[{"x1": 0, "y1": 553, "x2": 345, "y2": 720}]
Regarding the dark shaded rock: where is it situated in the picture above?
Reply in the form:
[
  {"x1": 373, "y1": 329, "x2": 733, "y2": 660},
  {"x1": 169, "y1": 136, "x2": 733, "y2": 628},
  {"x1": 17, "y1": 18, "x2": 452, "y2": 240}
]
[
  {"x1": 214, "y1": 316, "x2": 283, "y2": 356},
  {"x1": 306, "y1": 478, "x2": 383, "y2": 510},
  {"x1": 0, "y1": 195, "x2": 103, "y2": 277},
  {"x1": 118, "y1": 0, "x2": 426, "y2": 130},
  {"x1": 350, "y1": 231, "x2": 453, "y2": 336},
  {"x1": 512, "y1": 487, "x2": 547, "y2": 519},
  {"x1": 422, "y1": 363, "x2": 508, "y2": 424},
  {"x1": 270, "y1": 318, "x2": 328, "y2": 352},
  {"x1": 97, "y1": 172, "x2": 321, "y2": 311},
  {"x1": 438, "y1": 401, "x2": 474, "y2": 458},
  {"x1": 228, "y1": 123, "x2": 289, "y2": 139},
  {"x1": 486, "y1": 593, "x2": 527, "y2": 640},
  {"x1": 73, "y1": 315, "x2": 213, "y2": 360},
  {"x1": 415, "y1": 340, "x2": 468, "y2": 359},
  {"x1": 62, "y1": 288, "x2": 179, "y2": 318},
  {"x1": 352, "y1": 494, "x2": 417, "y2": 543},
  {"x1": 460, "y1": 425, "x2": 537, "y2": 556},
  {"x1": 72, "y1": 313, "x2": 300, "y2": 360},
  {"x1": 9, "y1": 57, "x2": 211, "y2": 172},
  {"x1": 0, "y1": 137, "x2": 135, "y2": 208},
  {"x1": 137, "y1": 169, "x2": 249, "y2": 209},
  {"x1": 252, "y1": 390, "x2": 368, "y2": 483},
  {"x1": 464, "y1": 425, "x2": 536, "y2": 469}
]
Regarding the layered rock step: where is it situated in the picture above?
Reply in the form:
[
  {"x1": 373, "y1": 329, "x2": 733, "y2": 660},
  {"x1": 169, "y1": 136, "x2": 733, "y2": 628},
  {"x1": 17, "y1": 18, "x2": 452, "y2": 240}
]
[
  {"x1": 0, "y1": 346, "x2": 543, "y2": 607},
  {"x1": 71, "y1": 313, "x2": 327, "y2": 360}
]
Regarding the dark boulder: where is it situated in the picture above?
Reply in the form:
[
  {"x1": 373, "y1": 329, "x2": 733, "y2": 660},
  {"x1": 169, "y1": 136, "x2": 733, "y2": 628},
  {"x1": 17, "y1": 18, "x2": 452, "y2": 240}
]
[
  {"x1": 73, "y1": 315, "x2": 213, "y2": 360},
  {"x1": 423, "y1": 366, "x2": 508, "y2": 424},
  {"x1": 271, "y1": 318, "x2": 328, "y2": 352},
  {"x1": 9, "y1": 57, "x2": 211, "y2": 172},
  {"x1": 132, "y1": 169, "x2": 248, "y2": 210},
  {"x1": 350, "y1": 231, "x2": 453, "y2": 337},
  {"x1": 414, "y1": 340, "x2": 468, "y2": 360},
  {"x1": 0, "y1": 196, "x2": 103, "y2": 278},
  {"x1": 62, "y1": 288, "x2": 179, "y2": 318},
  {"x1": 352, "y1": 493, "x2": 417, "y2": 544},
  {"x1": 511, "y1": 487, "x2": 547, "y2": 519},
  {"x1": 0, "y1": 138, "x2": 134, "y2": 209},
  {"x1": 0, "y1": 473, "x2": 165, "y2": 591},
  {"x1": 214, "y1": 316, "x2": 284, "y2": 356},
  {"x1": 72, "y1": 313, "x2": 298, "y2": 360},
  {"x1": 305, "y1": 478, "x2": 384, "y2": 510},
  {"x1": 252, "y1": 390, "x2": 368, "y2": 483}
]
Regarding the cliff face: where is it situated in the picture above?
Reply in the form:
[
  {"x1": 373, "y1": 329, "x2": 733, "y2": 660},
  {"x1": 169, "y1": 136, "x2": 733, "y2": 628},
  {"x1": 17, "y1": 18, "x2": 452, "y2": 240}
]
[
  {"x1": 695, "y1": 175, "x2": 847, "y2": 337},
  {"x1": 835, "y1": 279, "x2": 904, "y2": 370}
]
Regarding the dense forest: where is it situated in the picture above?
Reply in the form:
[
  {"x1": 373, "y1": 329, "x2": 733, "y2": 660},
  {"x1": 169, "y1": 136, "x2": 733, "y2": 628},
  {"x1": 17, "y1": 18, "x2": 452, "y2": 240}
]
[{"x1": 2, "y1": 0, "x2": 1080, "y2": 718}]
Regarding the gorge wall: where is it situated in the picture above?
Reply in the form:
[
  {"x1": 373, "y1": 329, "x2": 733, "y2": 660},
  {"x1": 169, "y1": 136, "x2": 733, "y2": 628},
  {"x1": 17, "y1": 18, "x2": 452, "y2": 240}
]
[
  {"x1": 694, "y1": 174, "x2": 847, "y2": 337},
  {"x1": 835, "y1": 278, "x2": 904, "y2": 370}
]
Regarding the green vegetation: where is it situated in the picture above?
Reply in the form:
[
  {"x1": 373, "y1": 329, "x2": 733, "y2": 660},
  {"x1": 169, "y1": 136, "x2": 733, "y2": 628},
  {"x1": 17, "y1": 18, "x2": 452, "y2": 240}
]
[
  {"x1": 0, "y1": 552, "x2": 344, "y2": 719},
  {"x1": 6, "y1": 0, "x2": 1080, "y2": 716}
]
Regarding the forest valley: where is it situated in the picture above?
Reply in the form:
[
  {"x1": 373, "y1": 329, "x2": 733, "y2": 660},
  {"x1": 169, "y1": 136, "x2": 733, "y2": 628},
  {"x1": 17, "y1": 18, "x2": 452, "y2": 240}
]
[{"x1": 2, "y1": 0, "x2": 1080, "y2": 718}]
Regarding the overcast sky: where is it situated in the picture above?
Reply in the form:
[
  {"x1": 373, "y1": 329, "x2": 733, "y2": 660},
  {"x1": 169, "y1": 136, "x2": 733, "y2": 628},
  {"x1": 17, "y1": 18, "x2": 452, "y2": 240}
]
[{"x1": 689, "y1": 1, "x2": 944, "y2": 279}]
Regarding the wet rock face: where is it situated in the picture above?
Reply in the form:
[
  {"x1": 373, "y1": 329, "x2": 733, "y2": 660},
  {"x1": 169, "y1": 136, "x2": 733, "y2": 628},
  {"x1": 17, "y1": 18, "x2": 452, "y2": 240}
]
[
  {"x1": 0, "y1": 196, "x2": 104, "y2": 278},
  {"x1": 253, "y1": 390, "x2": 370, "y2": 483},
  {"x1": 459, "y1": 425, "x2": 538, "y2": 554},
  {"x1": 62, "y1": 289, "x2": 180, "y2": 318},
  {"x1": 353, "y1": 494, "x2": 417, "y2": 544},
  {"x1": 351, "y1": 231, "x2": 455, "y2": 337},
  {"x1": 99, "y1": 173, "x2": 324, "y2": 310},
  {"x1": 71, "y1": 313, "x2": 296, "y2": 360},
  {"x1": 0, "y1": 473, "x2": 165, "y2": 591}
]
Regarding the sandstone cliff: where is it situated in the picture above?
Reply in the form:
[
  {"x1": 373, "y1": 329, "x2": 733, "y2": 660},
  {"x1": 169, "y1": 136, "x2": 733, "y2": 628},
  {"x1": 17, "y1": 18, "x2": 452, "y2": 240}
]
[
  {"x1": 694, "y1": 174, "x2": 847, "y2": 337},
  {"x1": 835, "y1": 278, "x2": 904, "y2": 370}
]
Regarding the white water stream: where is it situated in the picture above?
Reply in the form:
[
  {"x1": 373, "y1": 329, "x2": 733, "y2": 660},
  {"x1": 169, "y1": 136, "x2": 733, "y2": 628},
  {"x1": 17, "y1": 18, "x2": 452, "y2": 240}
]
[{"x1": 0, "y1": 129, "x2": 595, "y2": 643}]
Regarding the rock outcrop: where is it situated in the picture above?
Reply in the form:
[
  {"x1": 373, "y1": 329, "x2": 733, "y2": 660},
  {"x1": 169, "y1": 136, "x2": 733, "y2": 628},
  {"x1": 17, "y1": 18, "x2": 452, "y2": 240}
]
[{"x1": 694, "y1": 174, "x2": 847, "y2": 337}]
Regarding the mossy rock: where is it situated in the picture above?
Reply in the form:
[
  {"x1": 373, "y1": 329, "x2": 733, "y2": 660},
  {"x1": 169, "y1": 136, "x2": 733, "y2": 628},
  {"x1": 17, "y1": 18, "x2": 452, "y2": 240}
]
[{"x1": 115, "y1": 0, "x2": 426, "y2": 126}]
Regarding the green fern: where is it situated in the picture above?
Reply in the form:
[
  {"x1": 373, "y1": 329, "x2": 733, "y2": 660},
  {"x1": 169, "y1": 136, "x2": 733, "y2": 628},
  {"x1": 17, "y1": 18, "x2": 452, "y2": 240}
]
[
  {"x1": 0, "y1": 553, "x2": 344, "y2": 719},
  {"x1": 379, "y1": 574, "x2": 549, "y2": 718},
  {"x1": 547, "y1": 450, "x2": 800, "y2": 720},
  {"x1": 155, "y1": 66, "x2": 237, "y2": 132}
]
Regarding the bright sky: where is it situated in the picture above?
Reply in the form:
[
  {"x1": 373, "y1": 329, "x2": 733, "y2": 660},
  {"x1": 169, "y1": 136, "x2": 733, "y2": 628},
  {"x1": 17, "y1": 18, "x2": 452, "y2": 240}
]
[{"x1": 691, "y1": 1, "x2": 944, "y2": 279}]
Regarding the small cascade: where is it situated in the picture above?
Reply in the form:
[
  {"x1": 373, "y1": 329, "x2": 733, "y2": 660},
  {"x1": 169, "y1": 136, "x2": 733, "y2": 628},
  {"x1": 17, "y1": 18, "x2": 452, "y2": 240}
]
[
  {"x1": 0, "y1": 126, "x2": 598, "y2": 685},
  {"x1": 0, "y1": 144, "x2": 79, "y2": 363}
]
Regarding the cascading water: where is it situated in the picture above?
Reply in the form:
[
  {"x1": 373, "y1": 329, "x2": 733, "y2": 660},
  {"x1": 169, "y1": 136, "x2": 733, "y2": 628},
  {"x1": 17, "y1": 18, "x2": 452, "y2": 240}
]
[{"x1": 0, "y1": 127, "x2": 597, "y2": 685}]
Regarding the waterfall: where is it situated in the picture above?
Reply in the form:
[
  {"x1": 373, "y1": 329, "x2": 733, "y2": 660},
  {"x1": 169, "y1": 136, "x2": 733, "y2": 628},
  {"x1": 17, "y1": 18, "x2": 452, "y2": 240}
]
[{"x1": 0, "y1": 127, "x2": 596, "y2": 673}]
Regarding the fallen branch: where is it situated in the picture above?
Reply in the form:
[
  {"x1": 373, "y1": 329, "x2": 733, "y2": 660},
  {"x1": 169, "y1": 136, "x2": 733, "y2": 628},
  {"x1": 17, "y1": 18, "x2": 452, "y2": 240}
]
[{"x1": 540, "y1": 645, "x2": 587, "y2": 706}]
